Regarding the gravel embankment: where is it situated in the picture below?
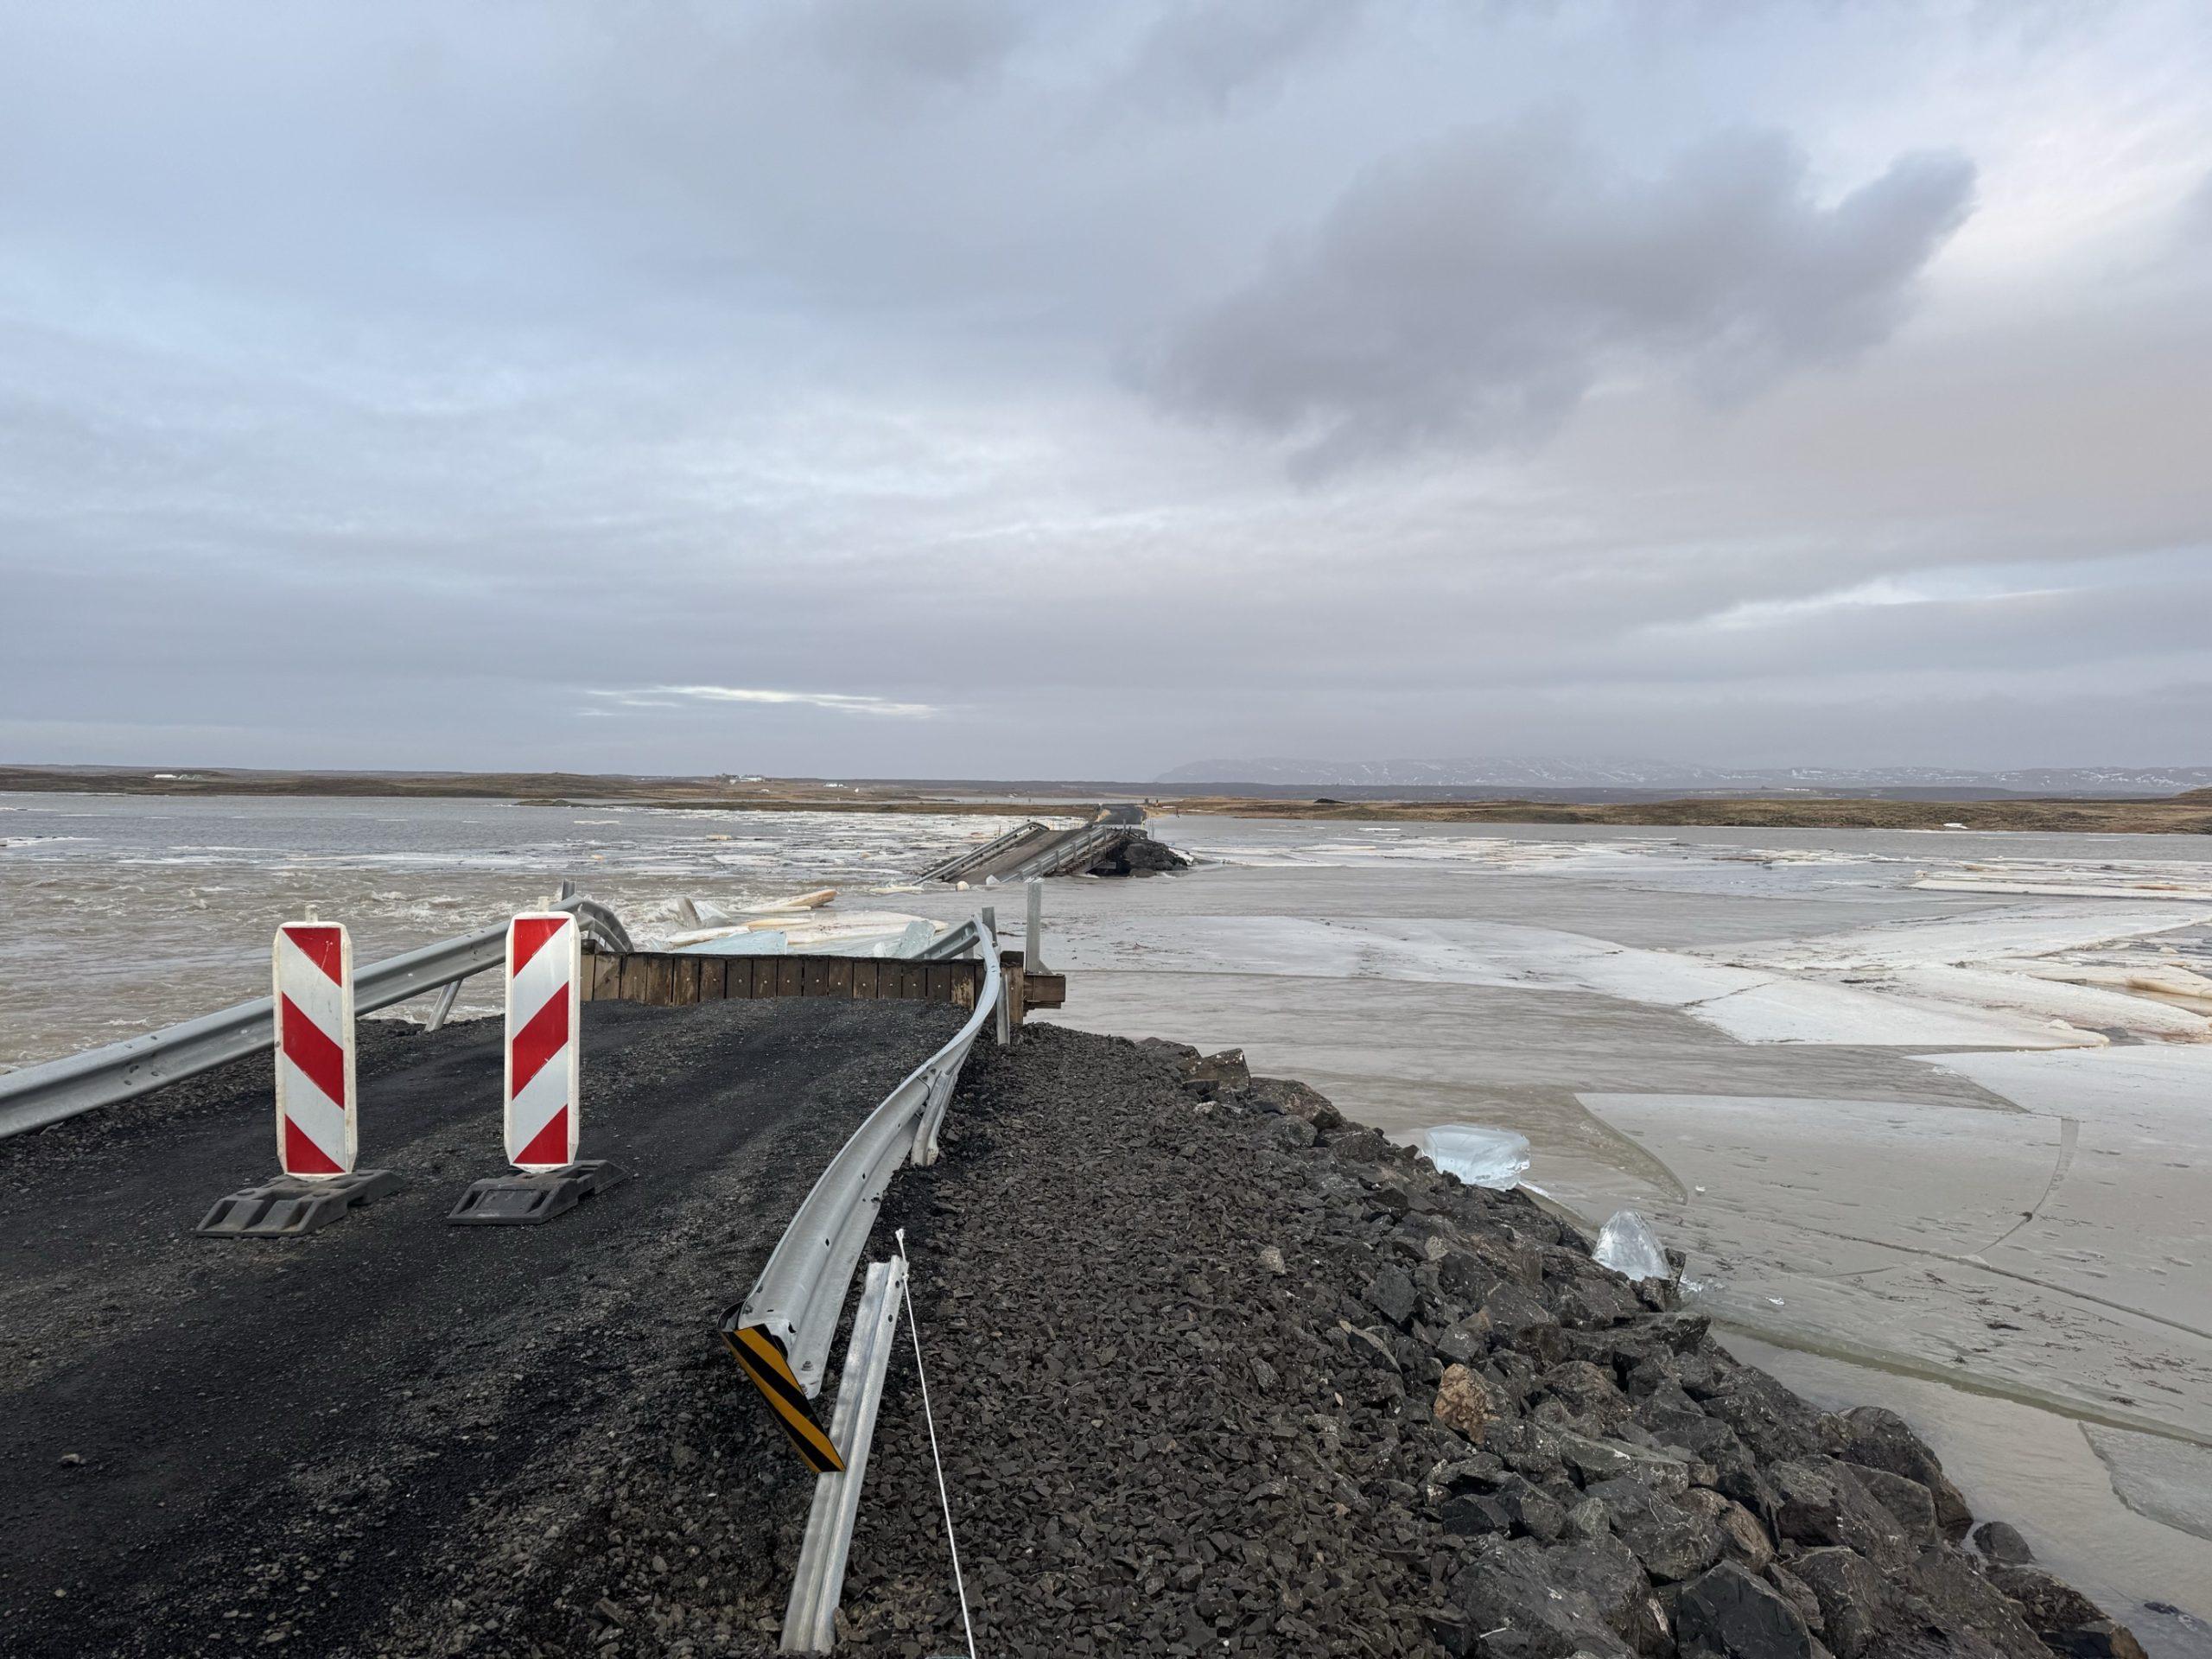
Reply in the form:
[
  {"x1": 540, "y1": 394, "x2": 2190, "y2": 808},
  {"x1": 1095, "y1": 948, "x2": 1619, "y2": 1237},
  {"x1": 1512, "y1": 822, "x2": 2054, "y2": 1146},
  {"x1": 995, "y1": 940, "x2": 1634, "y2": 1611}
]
[
  {"x1": 1, "y1": 1008, "x2": 2161, "y2": 1658},
  {"x1": 771, "y1": 1025, "x2": 2155, "y2": 1659}
]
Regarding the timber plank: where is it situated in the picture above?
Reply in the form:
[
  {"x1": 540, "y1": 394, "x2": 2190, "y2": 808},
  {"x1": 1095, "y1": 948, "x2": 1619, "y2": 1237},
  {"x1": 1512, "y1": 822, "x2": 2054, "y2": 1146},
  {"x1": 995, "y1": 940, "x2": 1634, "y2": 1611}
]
[{"x1": 591, "y1": 951, "x2": 624, "y2": 1003}]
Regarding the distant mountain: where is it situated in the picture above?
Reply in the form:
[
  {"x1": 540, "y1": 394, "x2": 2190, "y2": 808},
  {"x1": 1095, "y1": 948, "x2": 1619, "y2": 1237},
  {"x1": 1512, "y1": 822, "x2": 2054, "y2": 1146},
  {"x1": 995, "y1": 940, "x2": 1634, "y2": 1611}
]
[{"x1": 1154, "y1": 757, "x2": 2212, "y2": 797}]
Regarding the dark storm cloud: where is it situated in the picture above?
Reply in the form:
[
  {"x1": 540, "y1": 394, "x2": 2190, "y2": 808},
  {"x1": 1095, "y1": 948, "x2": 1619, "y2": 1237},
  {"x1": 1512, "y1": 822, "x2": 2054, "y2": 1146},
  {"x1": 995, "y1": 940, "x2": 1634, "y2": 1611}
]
[{"x1": 1146, "y1": 123, "x2": 1975, "y2": 470}]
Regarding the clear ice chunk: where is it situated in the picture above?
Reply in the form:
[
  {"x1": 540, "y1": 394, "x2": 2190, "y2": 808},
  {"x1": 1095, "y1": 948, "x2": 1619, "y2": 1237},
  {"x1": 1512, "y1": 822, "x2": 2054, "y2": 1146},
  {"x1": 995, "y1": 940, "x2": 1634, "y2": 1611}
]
[
  {"x1": 1424, "y1": 1124, "x2": 1530, "y2": 1190},
  {"x1": 1592, "y1": 1210, "x2": 1671, "y2": 1282}
]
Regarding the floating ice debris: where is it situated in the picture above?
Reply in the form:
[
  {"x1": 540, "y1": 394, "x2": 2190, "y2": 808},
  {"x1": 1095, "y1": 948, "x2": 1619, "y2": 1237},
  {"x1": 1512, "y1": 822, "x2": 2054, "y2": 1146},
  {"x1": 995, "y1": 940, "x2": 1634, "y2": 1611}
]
[
  {"x1": 1424, "y1": 1124, "x2": 1530, "y2": 1190},
  {"x1": 1592, "y1": 1211, "x2": 1671, "y2": 1281},
  {"x1": 744, "y1": 887, "x2": 836, "y2": 913}
]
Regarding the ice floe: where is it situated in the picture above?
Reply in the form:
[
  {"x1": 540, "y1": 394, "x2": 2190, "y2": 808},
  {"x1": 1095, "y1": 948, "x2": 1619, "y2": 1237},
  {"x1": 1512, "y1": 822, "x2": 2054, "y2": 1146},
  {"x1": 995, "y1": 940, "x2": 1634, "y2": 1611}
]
[
  {"x1": 1423, "y1": 1123, "x2": 1529, "y2": 1189},
  {"x1": 1592, "y1": 1211, "x2": 1672, "y2": 1281},
  {"x1": 1051, "y1": 912, "x2": 2133, "y2": 1047}
]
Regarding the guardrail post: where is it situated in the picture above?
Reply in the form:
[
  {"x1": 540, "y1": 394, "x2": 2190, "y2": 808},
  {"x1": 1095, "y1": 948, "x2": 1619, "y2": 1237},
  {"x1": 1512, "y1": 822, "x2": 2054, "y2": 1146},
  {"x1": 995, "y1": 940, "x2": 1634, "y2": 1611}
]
[
  {"x1": 1024, "y1": 880, "x2": 1044, "y2": 974},
  {"x1": 779, "y1": 1256, "x2": 907, "y2": 1653},
  {"x1": 425, "y1": 979, "x2": 463, "y2": 1032}
]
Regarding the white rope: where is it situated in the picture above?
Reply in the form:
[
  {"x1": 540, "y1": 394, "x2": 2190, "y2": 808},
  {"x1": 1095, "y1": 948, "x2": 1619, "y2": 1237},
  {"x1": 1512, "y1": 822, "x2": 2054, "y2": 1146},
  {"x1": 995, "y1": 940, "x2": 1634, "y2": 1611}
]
[{"x1": 893, "y1": 1227, "x2": 978, "y2": 1659}]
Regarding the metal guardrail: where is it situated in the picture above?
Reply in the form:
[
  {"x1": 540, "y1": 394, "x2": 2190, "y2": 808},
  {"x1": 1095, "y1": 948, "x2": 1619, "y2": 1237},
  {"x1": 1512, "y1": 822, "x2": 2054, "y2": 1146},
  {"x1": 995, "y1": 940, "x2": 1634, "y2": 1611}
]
[
  {"x1": 912, "y1": 820, "x2": 1049, "y2": 885},
  {"x1": 0, "y1": 891, "x2": 633, "y2": 1141},
  {"x1": 912, "y1": 913, "x2": 988, "y2": 962},
  {"x1": 724, "y1": 912, "x2": 1001, "y2": 1409},
  {"x1": 781, "y1": 1254, "x2": 908, "y2": 1653},
  {"x1": 1002, "y1": 819, "x2": 1129, "y2": 881}
]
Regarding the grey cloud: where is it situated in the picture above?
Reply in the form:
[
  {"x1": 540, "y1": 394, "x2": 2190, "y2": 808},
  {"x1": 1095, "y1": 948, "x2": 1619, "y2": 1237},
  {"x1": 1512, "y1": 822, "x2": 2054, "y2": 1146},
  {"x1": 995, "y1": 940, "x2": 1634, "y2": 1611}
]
[
  {"x1": 805, "y1": 0, "x2": 1030, "y2": 90},
  {"x1": 1119, "y1": 0, "x2": 1370, "y2": 114},
  {"x1": 2181, "y1": 169, "x2": 2212, "y2": 243},
  {"x1": 3, "y1": 3, "x2": 2206, "y2": 779},
  {"x1": 1144, "y1": 122, "x2": 1975, "y2": 470}
]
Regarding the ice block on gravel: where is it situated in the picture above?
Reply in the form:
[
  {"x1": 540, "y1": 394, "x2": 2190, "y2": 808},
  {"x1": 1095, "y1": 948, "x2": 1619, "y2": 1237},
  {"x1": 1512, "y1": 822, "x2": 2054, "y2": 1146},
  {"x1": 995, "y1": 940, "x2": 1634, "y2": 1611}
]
[
  {"x1": 1424, "y1": 1124, "x2": 1530, "y2": 1189},
  {"x1": 1593, "y1": 1210, "x2": 1671, "y2": 1281}
]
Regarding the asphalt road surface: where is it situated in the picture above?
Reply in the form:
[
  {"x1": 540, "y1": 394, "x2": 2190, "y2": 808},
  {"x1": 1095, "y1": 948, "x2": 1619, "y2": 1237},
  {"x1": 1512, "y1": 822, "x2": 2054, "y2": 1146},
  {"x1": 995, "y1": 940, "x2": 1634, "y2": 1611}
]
[{"x1": 0, "y1": 997, "x2": 960, "y2": 1657}]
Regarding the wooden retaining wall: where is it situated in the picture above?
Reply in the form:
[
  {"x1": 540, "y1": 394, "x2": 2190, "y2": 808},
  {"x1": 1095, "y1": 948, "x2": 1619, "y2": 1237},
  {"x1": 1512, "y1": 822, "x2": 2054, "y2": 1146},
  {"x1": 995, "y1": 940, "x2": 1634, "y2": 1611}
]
[{"x1": 582, "y1": 949, "x2": 983, "y2": 1009}]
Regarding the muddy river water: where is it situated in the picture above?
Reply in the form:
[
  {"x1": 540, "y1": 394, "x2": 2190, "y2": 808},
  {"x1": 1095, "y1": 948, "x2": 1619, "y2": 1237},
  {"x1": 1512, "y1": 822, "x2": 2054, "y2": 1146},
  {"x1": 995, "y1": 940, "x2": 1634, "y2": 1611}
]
[{"x1": 4, "y1": 796, "x2": 2209, "y2": 1651}]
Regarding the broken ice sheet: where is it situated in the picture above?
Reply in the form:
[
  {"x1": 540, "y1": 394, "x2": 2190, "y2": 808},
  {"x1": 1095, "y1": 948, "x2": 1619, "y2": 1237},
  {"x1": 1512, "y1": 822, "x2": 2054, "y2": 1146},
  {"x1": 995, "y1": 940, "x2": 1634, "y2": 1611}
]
[
  {"x1": 1593, "y1": 1210, "x2": 1671, "y2": 1281},
  {"x1": 1425, "y1": 1124, "x2": 1530, "y2": 1189}
]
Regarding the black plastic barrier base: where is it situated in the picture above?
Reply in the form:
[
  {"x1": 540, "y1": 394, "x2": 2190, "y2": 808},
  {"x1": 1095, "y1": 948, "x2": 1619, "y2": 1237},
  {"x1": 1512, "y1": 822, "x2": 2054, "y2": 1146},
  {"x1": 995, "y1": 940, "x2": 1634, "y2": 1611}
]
[
  {"x1": 446, "y1": 1160, "x2": 627, "y2": 1226},
  {"x1": 196, "y1": 1169, "x2": 403, "y2": 1238}
]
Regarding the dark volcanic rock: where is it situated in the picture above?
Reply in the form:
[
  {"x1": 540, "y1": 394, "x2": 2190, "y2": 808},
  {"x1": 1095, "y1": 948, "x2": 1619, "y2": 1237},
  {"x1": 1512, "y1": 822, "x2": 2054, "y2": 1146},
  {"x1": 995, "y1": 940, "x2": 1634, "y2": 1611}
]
[
  {"x1": 1790, "y1": 1548, "x2": 1895, "y2": 1659},
  {"x1": 1453, "y1": 1538, "x2": 1637, "y2": 1657},
  {"x1": 1680, "y1": 1487, "x2": 1776, "y2": 1574},
  {"x1": 1700, "y1": 1365, "x2": 1833, "y2": 1462},
  {"x1": 1831, "y1": 1403, "x2": 1974, "y2": 1541},
  {"x1": 1367, "y1": 1262, "x2": 1420, "y2": 1326},
  {"x1": 1091, "y1": 832, "x2": 1191, "y2": 874},
  {"x1": 1548, "y1": 1533, "x2": 1669, "y2": 1655},
  {"x1": 1675, "y1": 1562, "x2": 1819, "y2": 1659},
  {"x1": 1586, "y1": 1476, "x2": 1725, "y2": 1582},
  {"x1": 1905, "y1": 1548, "x2": 2051, "y2": 1659},
  {"x1": 1177, "y1": 1044, "x2": 1249, "y2": 1097},
  {"x1": 1974, "y1": 1519, "x2": 2035, "y2": 1565},
  {"x1": 1986, "y1": 1565, "x2": 2152, "y2": 1659},
  {"x1": 1238, "y1": 1074, "x2": 1347, "y2": 1130},
  {"x1": 1767, "y1": 1457, "x2": 1913, "y2": 1567},
  {"x1": 1847, "y1": 1459, "x2": 1942, "y2": 1548}
]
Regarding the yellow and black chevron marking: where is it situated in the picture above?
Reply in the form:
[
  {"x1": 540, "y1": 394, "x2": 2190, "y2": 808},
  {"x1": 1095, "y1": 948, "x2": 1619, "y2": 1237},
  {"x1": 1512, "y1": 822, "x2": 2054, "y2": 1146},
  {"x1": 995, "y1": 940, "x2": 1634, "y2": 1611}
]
[{"x1": 723, "y1": 1323, "x2": 845, "y2": 1474}]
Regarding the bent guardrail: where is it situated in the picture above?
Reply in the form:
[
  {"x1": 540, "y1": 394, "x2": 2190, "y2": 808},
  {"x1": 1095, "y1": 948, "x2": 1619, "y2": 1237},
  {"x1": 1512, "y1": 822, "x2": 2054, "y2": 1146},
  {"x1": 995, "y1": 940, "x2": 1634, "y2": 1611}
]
[
  {"x1": 721, "y1": 911, "x2": 1002, "y2": 1471},
  {"x1": 0, "y1": 889, "x2": 633, "y2": 1141},
  {"x1": 1001, "y1": 818, "x2": 1129, "y2": 880},
  {"x1": 780, "y1": 1253, "x2": 908, "y2": 1653},
  {"x1": 912, "y1": 820, "x2": 1050, "y2": 885}
]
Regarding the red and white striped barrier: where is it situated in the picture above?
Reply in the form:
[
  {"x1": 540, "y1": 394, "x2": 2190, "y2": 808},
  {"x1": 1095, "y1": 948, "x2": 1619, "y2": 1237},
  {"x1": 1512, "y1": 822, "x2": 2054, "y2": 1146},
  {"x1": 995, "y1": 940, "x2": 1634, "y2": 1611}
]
[
  {"x1": 272, "y1": 921, "x2": 356, "y2": 1177},
  {"x1": 505, "y1": 912, "x2": 582, "y2": 1171}
]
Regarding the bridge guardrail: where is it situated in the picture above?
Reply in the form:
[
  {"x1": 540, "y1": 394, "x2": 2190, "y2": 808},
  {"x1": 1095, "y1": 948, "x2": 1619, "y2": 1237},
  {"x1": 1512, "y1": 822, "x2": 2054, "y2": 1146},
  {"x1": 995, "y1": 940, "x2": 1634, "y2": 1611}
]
[
  {"x1": 721, "y1": 910, "x2": 1002, "y2": 1470},
  {"x1": 0, "y1": 889, "x2": 633, "y2": 1141},
  {"x1": 912, "y1": 821, "x2": 1050, "y2": 885},
  {"x1": 1001, "y1": 818, "x2": 1129, "y2": 880}
]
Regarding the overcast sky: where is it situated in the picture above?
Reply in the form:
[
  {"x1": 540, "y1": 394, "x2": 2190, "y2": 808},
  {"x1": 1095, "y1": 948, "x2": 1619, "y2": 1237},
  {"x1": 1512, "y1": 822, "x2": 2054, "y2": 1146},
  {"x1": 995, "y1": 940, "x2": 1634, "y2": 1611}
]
[{"x1": 4, "y1": 1, "x2": 2209, "y2": 779}]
